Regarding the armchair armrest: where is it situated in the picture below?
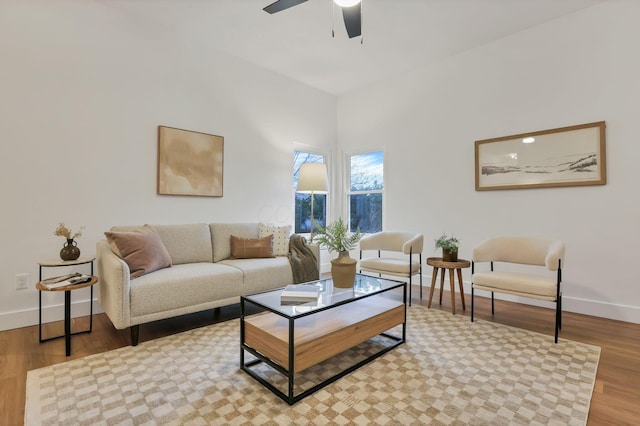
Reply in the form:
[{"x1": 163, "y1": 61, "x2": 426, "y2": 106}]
[
  {"x1": 360, "y1": 231, "x2": 423, "y2": 254},
  {"x1": 402, "y1": 234, "x2": 424, "y2": 255},
  {"x1": 472, "y1": 239, "x2": 495, "y2": 263},
  {"x1": 545, "y1": 240, "x2": 565, "y2": 271},
  {"x1": 359, "y1": 233, "x2": 385, "y2": 251}
]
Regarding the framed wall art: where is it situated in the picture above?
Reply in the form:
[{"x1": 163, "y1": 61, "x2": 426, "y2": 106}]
[
  {"x1": 475, "y1": 121, "x2": 606, "y2": 191},
  {"x1": 157, "y1": 126, "x2": 224, "y2": 197}
]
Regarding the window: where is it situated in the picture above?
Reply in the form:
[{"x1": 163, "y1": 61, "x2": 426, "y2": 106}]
[
  {"x1": 348, "y1": 151, "x2": 383, "y2": 233},
  {"x1": 293, "y1": 151, "x2": 327, "y2": 233}
]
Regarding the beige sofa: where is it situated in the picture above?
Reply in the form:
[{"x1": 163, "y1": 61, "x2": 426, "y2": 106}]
[{"x1": 96, "y1": 223, "x2": 319, "y2": 345}]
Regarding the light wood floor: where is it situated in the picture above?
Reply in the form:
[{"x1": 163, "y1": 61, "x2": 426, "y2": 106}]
[{"x1": 2, "y1": 287, "x2": 639, "y2": 425}]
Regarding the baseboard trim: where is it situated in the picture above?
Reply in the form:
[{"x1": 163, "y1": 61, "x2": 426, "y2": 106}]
[
  {"x1": 416, "y1": 274, "x2": 640, "y2": 324},
  {"x1": 0, "y1": 298, "x2": 102, "y2": 332},
  {"x1": 3, "y1": 275, "x2": 638, "y2": 331}
]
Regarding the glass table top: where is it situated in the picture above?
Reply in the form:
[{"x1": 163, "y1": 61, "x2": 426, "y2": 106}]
[{"x1": 242, "y1": 274, "x2": 405, "y2": 318}]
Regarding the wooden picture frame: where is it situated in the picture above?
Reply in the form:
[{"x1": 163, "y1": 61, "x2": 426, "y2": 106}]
[
  {"x1": 475, "y1": 121, "x2": 606, "y2": 191},
  {"x1": 157, "y1": 126, "x2": 224, "y2": 197}
]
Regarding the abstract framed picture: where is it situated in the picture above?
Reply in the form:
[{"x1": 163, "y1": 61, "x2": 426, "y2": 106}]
[
  {"x1": 475, "y1": 121, "x2": 606, "y2": 191},
  {"x1": 157, "y1": 126, "x2": 224, "y2": 197}
]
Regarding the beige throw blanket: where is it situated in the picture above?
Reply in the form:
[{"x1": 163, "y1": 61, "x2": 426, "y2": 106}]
[{"x1": 288, "y1": 235, "x2": 319, "y2": 283}]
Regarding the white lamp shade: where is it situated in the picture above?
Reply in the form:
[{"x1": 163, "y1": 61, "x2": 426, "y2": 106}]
[
  {"x1": 296, "y1": 163, "x2": 329, "y2": 194},
  {"x1": 334, "y1": 0, "x2": 361, "y2": 7}
]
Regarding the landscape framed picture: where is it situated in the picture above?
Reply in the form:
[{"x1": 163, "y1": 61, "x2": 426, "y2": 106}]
[
  {"x1": 475, "y1": 121, "x2": 606, "y2": 191},
  {"x1": 157, "y1": 126, "x2": 224, "y2": 197}
]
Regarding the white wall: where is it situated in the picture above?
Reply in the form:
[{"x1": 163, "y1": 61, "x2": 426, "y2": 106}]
[
  {"x1": 337, "y1": 1, "x2": 640, "y2": 323},
  {"x1": 0, "y1": 2, "x2": 336, "y2": 330}
]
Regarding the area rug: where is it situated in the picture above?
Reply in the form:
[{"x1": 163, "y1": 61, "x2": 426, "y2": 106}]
[{"x1": 25, "y1": 306, "x2": 600, "y2": 425}]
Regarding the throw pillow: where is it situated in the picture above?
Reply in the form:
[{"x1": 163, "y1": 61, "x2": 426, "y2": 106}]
[
  {"x1": 258, "y1": 223, "x2": 291, "y2": 256},
  {"x1": 229, "y1": 234, "x2": 274, "y2": 259},
  {"x1": 104, "y1": 225, "x2": 172, "y2": 278}
]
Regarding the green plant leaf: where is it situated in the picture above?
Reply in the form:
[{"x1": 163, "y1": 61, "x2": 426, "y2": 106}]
[
  {"x1": 434, "y1": 233, "x2": 459, "y2": 251},
  {"x1": 311, "y1": 217, "x2": 362, "y2": 253}
]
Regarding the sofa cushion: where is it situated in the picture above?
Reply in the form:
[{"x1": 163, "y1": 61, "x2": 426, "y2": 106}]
[
  {"x1": 472, "y1": 271, "x2": 557, "y2": 299},
  {"x1": 220, "y1": 257, "x2": 293, "y2": 294},
  {"x1": 104, "y1": 225, "x2": 172, "y2": 279},
  {"x1": 259, "y1": 223, "x2": 291, "y2": 256},
  {"x1": 229, "y1": 235, "x2": 274, "y2": 259},
  {"x1": 360, "y1": 257, "x2": 421, "y2": 275},
  {"x1": 129, "y1": 263, "x2": 243, "y2": 317},
  {"x1": 210, "y1": 223, "x2": 259, "y2": 262},
  {"x1": 152, "y1": 223, "x2": 213, "y2": 264}
]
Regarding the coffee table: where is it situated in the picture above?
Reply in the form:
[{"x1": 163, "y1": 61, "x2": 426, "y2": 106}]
[{"x1": 240, "y1": 274, "x2": 407, "y2": 405}]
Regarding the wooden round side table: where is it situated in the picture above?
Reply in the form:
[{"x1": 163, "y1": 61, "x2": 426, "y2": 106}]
[{"x1": 426, "y1": 257, "x2": 471, "y2": 315}]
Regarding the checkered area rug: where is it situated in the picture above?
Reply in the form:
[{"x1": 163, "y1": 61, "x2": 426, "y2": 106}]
[{"x1": 25, "y1": 306, "x2": 600, "y2": 425}]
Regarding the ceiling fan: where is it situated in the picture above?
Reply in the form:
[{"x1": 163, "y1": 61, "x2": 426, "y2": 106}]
[{"x1": 263, "y1": 0, "x2": 362, "y2": 39}]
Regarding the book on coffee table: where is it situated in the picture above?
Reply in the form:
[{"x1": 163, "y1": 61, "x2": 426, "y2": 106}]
[{"x1": 280, "y1": 284, "x2": 319, "y2": 304}]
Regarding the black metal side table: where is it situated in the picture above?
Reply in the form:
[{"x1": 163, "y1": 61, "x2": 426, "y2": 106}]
[{"x1": 36, "y1": 257, "x2": 98, "y2": 356}]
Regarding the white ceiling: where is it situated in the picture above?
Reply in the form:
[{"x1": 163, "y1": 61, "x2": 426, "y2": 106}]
[{"x1": 106, "y1": 0, "x2": 605, "y2": 96}]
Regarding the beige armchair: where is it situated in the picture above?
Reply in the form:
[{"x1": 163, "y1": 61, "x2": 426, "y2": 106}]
[
  {"x1": 471, "y1": 236, "x2": 565, "y2": 342},
  {"x1": 359, "y1": 231, "x2": 423, "y2": 305}
]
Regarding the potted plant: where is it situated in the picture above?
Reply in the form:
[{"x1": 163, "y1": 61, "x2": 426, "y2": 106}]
[
  {"x1": 312, "y1": 217, "x2": 362, "y2": 288},
  {"x1": 435, "y1": 233, "x2": 459, "y2": 262}
]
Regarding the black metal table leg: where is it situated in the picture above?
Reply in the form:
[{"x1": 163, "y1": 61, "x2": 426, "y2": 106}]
[
  {"x1": 39, "y1": 291, "x2": 43, "y2": 342},
  {"x1": 89, "y1": 262, "x2": 94, "y2": 333},
  {"x1": 38, "y1": 265, "x2": 43, "y2": 342},
  {"x1": 88, "y1": 285, "x2": 93, "y2": 333},
  {"x1": 65, "y1": 290, "x2": 71, "y2": 356}
]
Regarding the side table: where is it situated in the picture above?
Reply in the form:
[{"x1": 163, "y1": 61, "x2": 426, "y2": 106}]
[
  {"x1": 426, "y1": 257, "x2": 471, "y2": 315},
  {"x1": 36, "y1": 257, "x2": 98, "y2": 356}
]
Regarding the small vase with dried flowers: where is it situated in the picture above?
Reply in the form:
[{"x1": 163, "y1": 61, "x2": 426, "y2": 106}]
[{"x1": 54, "y1": 222, "x2": 85, "y2": 261}]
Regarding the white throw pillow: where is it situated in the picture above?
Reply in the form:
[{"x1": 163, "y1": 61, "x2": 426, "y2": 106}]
[{"x1": 258, "y1": 223, "x2": 291, "y2": 256}]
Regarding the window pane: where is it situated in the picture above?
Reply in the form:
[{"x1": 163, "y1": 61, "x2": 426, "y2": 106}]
[
  {"x1": 350, "y1": 151, "x2": 383, "y2": 191},
  {"x1": 293, "y1": 150, "x2": 326, "y2": 233},
  {"x1": 349, "y1": 151, "x2": 383, "y2": 233},
  {"x1": 349, "y1": 193, "x2": 382, "y2": 233},
  {"x1": 295, "y1": 193, "x2": 327, "y2": 233}
]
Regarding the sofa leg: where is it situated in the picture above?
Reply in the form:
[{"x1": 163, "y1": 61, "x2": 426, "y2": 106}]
[
  {"x1": 213, "y1": 307, "x2": 221, "y2": 319},
  {"x1": 131, "y1": 325, "x2": 139, "y2": 346}
]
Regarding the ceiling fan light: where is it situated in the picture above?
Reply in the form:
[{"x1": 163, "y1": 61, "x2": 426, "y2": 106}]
[{"x1": 334, "y1": 0, "x2": 361, "y2": 7}]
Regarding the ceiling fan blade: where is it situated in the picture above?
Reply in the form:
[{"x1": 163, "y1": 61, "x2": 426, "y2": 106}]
[
  {"x1": 341, "y1": 3, "x2": 362, "y2": 38},
  {"x1": 263, "y1": 0, "x2": 308, "y2": 14}
]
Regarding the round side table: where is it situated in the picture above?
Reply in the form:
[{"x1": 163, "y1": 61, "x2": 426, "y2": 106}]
[
  {"x1": 426, "y1": 257, "x2": 471, "y2": 315},
  {"x1": 36, "y1": 257, "x2": 98, "y2": 356}
]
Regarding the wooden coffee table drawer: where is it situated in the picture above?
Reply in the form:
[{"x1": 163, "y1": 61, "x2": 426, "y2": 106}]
[{"x1": 244, "y1": 297, "x2": 404, "y2": 373}]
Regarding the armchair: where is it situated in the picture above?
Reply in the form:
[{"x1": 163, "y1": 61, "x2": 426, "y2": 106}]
[
  {"x1": 471, "y1": 236, "x2": 565, "y2": 342},
  {"x1": 359, "y1": 231, "x2": 423, "y2": 305}
]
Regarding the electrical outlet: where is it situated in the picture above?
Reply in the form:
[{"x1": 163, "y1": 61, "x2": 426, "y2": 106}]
[{"x1": 15, "y1": 273, "x2": 29, "y2": 290}]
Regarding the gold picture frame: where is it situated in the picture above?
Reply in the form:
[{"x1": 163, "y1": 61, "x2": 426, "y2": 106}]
[
  {"x1": 157, "y1": 126, "x2": 224, "y2": 197},
  {"x1": 475, "y1": 121, "x2": 606, "y2": 191}
]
